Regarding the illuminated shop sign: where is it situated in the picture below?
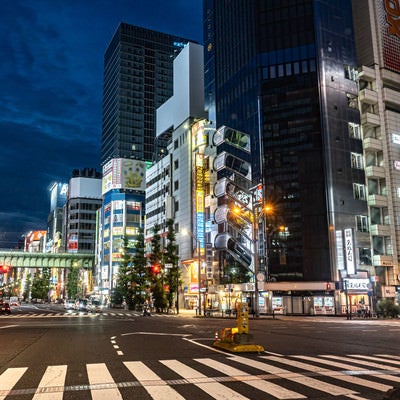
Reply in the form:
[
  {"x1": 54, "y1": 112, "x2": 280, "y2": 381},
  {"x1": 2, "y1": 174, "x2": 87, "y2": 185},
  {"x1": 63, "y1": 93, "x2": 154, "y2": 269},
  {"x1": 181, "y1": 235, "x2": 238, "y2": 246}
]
[
  {"x1": 195, "y1": 153, "x2": 205, "y2": 250},
  {"x1": 344, "y1": 228, "x2": 356, "y2": 275},
  {"x1": 343, "y1": 278, "x2": 370, "y2": 291}
]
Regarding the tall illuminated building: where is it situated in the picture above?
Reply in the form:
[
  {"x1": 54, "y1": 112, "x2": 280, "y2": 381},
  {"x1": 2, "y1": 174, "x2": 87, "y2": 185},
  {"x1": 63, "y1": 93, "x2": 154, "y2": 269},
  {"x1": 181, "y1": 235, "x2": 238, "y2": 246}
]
[
  {"x1": 204, "y1": 0, "x2": 370, "y2": 313},
  {"x1": 98, "y1": 23, "x2": 195, "y2": 299}
]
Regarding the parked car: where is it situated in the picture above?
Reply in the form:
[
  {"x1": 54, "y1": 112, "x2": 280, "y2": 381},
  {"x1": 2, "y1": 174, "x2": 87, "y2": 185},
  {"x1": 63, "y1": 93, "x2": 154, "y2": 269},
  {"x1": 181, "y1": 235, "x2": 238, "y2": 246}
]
[{"x1": 0, "y1": 300, "x2": 11, "y2": 315}]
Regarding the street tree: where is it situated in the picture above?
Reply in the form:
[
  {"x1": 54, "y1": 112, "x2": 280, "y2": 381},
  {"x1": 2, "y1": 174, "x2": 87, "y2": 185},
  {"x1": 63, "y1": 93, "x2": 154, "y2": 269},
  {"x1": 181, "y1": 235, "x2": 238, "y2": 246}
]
[
  {"x1": 163, "y1": 219, "x2": 180, "y2": 311},
  {"x1": 148, "y1": 223, "x2": 167, "y2": 312},
  {"x1": 31, "y1": 268, "x2": 51, "y2": 300},
  {"x1": 131, "y1": 227, "x2": 148, "y2": 307},
  {"x1": 66, "y1": 266, "x2": 79, "y2": 299}
]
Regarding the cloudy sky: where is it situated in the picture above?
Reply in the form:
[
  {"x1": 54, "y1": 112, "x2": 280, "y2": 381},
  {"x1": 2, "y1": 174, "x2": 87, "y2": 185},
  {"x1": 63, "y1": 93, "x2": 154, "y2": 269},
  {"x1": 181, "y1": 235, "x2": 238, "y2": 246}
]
[{"x1": 0, "y1": 0, "x2": 203, "y2": 248}]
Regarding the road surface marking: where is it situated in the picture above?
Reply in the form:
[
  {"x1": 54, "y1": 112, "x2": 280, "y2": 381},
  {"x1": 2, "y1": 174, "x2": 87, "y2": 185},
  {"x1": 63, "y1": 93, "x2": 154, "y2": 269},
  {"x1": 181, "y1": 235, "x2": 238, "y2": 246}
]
[
  {"x1": 161, "y1": 359, "x2": 249, "y2": 399},
  {"x1": 264, "y1": 355, "x2": 392, "y2": 392},
  {"x1": 195, "y1": 358, "x2": 305, "y2": 399},
  {"x1": 32, "y1": 365, "x2": 67, "y2": 400},
  {"x1": 231, "y1": 355, "x2": 356, "y2": 396},
  {"x1": 0, "y1": 368, "x2": 27, "y2": 400},
  {"x1": 87, "y1": 363, "x2": 122, "y2": 400},
  {"x1": 123, "y1": 361, "x2": 185, "y2": 399}
]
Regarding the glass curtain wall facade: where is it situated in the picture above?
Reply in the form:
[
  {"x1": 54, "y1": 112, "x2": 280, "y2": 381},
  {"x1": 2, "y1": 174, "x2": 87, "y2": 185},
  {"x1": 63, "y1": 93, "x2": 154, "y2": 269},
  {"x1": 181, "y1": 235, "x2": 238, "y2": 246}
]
[
  {"x1": 204, "y1": 0, "x2": 369, "y2": 283},
  {"x1": 101, "y1": 23, "x2": 195, "y2": 164}
]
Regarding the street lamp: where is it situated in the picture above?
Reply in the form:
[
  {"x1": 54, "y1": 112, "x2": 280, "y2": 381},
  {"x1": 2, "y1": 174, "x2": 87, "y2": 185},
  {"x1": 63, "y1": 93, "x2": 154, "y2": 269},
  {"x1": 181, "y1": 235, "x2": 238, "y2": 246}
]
[
  {"x1": 182, "y1": 229, "x2": 202, "y2": 316},
  {"x1": 232, "y1": 202, "x2": 272, "y2": 318}
]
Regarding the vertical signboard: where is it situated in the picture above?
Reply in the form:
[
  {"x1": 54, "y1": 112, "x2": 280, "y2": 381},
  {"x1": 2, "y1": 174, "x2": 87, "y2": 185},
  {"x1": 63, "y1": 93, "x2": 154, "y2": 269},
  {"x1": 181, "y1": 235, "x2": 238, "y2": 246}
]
[{"x1": 344, "y1": 228, "x2": 356, "y2": 275}]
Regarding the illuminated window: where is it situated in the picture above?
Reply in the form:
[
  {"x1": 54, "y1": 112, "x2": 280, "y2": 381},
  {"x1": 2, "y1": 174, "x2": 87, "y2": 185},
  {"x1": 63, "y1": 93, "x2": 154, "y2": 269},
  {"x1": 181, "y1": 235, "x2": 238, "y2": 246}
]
[{"x1": 351, "y1": 153, "x2": 364, "y2": 169}]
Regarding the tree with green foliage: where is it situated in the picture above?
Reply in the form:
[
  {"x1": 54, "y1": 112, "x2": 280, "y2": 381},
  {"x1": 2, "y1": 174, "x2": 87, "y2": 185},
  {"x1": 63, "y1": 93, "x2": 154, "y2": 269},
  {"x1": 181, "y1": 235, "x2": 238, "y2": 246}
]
[
  {"x1": 163, "y1": 219, "x2": 180, "y2": 311},
  {"x1": 130, "y1": 227, "x2": 148, "y2": 308},
  {"x1": 148, "y1": 223, "x2": 167, "y2": 312},
  {"x1": 376, "y1": 298, "x2": 400, "y2": 318},
  {"x1": 31, "y1": 268, "x2": 51, "y2": 300},
  {"x1": 66, "y1": 266, "x2": 79, "y2": 299},
  {"x1": 115, "y1": 236, "x2": 134, "y2": 308},
  {"x1": 22, "y1": 273, "x2": 32, "y2": 301}
]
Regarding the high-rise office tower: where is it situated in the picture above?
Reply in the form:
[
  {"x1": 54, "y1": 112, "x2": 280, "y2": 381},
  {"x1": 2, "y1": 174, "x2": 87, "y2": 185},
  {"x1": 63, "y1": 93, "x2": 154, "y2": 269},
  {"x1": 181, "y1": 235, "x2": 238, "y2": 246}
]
[
  {"x1": 204, "y1": 0, "x2": 369, "y2": 302},
  {"x1": 101, "y1": 23, "x2": 195, "y2": 164}
]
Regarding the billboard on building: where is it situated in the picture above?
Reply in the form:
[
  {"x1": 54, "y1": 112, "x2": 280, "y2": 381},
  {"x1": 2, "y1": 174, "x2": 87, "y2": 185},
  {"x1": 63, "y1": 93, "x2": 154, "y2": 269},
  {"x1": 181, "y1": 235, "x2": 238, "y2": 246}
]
[
  {"x1": 379, "y1": 0, "x2": 400, "y2": 73},
  {"x1": 49, "y1": 182, "x2": 68, "y2": 212},
  {"x1": 102, "y1": 158, "x2": 146, "y2": 194}
]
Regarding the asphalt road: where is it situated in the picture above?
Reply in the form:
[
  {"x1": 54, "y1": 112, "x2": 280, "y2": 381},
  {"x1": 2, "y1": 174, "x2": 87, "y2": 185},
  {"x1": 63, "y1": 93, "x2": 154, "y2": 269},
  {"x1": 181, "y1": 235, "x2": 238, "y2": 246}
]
[{"x1": 1, "y1": 304, "x2": 400, "y2": 399}]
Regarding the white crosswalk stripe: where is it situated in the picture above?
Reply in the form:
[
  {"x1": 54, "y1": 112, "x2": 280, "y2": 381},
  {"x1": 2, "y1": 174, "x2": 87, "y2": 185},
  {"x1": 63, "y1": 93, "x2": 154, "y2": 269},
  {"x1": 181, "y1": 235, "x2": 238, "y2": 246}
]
[
  {"x1": 32, "y1": 365, "x2": 67, "y2": 400},
  {"x1": 262, "y1": 355, "x2": 392, "y2": 392},
  {"x1": 0, "y1": 354, "x2": 398, "y2": 399},
  {"x1": 0, "y1": 367, "x2": 27, "y2": 400},
  {"x1": 87, "y1": 363, "x2": 123, "y2": 400},
  {"x1": 124, "y1": 361, "x2": 186, "y2": 399},
  {"x1": 194, "y1": 358, "x2": 305, "y2": 399}
]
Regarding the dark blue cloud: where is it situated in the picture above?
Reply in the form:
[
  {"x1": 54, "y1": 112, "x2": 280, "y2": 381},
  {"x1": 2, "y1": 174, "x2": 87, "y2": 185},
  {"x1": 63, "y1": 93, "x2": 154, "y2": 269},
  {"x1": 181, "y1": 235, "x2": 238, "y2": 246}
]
[{"x1": 0, "y1": 0, "x2": 202, "y2": 247}]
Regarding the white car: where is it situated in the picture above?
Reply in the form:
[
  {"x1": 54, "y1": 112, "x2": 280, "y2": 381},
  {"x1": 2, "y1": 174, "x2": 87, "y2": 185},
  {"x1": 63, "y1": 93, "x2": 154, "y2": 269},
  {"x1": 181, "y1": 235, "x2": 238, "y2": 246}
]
[{"x1": 64, "y1": 300, "x2": 75, "y2": 310}]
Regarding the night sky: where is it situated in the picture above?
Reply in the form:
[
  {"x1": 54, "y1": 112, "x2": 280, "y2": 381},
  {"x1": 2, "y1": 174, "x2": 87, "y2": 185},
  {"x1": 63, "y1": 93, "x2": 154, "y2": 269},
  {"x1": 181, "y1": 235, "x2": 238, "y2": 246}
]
[{"x1": 0, "y1": 0, "x2": 203, "y2": 248}]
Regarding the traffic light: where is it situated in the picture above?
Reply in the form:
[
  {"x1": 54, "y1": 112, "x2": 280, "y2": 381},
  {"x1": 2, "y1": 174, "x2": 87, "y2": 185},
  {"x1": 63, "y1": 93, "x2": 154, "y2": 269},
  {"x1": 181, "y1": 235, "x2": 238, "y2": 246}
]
[
  {"x1": 0, "y1": 265, "x2": 10, "y2": 274},
  {"x1": 151, "y1": 264, "x2": 161, "y2": 275}
]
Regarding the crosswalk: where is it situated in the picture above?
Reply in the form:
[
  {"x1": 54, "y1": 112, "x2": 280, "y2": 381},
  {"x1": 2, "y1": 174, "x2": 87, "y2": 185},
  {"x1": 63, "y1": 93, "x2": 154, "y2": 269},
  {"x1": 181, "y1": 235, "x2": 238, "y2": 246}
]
[
  {"x1": 2, "y1": 311, "x2": 167, "y2": 319},
  {"x1": 1, "y1": 353, "x2": 399, "y2": 399}
]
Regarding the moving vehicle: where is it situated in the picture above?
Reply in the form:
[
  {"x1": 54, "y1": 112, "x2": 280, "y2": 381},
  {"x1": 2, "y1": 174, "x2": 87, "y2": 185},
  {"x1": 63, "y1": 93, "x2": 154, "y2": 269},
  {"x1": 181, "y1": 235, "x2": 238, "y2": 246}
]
[
  {"x1": 88, "y1": 300, "x2": 103, "y2": 313},
  {"x1": 75, "y1": 299, "x2": 89, "y2": 312},
  {"x1": 64, "y1": 300, "x2": 75, "y2": 310},
  {"x1": 0, "y1": 300, "x2": 11, "y2": 315}
]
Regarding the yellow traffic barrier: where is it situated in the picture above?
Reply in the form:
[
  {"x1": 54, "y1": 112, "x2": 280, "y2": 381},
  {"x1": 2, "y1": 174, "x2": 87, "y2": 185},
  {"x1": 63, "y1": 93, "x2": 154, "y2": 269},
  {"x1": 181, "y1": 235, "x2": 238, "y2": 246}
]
[{"x1": 213, "y1": 302, "x2": 264, "y2": 353}]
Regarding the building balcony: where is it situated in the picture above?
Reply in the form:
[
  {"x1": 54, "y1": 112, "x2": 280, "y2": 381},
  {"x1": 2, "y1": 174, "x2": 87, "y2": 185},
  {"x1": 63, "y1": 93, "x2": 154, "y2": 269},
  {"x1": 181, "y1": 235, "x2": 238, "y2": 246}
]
[
  {"x1": 370, "y1": 224, "x2": 391, "y2": 236},
  {"x1": 381, "y1": 68, "x2": 400, "y2": 87},
  {"x1": 367, "y1": 194, "x2": 388, "y2": 207},
  {"x1": 361, "y1": 112, "x2": 380, "y2": 127},
  {"x1": 383, "y1": 87, "x2": 400, "y2": 106},
  {"x1": 359, "y1": 88, "x2": 378, "y2": 104},
  {"x1": 365, "y1": 165, "x2": 386, "y2": 179},
  {"x1": 363, "y1": 137, "x2": 382, "y2": 151},
  {"x1": 358, "y1": 65, "x2": 376, "y2": 81},
  {"x1": 372, "y1": 254, "x2": 394, "y2": 267}
]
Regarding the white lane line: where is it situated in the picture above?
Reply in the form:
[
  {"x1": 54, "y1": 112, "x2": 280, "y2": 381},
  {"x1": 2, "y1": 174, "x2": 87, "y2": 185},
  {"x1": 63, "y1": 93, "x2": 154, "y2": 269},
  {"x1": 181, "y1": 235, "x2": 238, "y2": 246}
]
[
  {"x1": 0, "y1": 367, "x2": 27, "y2": 400},
  {"x1": 123, "y1": 361, "x2": 185, "y2": 400},
  {"x1": 32, "y1": 365, "x2": 67, "y2": 400},
  {"x1": 87, "y1": 363, "x2": 123, "y2": 400},
  {"x1": 195, "y1": 358, "x2": 305, "y2": 399},
  {"x1": 0, "y1": 325, "x2": 19, "y2": 329}
]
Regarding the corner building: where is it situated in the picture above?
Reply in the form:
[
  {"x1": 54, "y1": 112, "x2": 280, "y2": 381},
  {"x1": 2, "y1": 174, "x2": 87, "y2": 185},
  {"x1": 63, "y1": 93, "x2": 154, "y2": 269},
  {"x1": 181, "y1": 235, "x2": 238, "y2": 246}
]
[{"x1": 204, "y1": 0, "x2": 370, "y2": 314}]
